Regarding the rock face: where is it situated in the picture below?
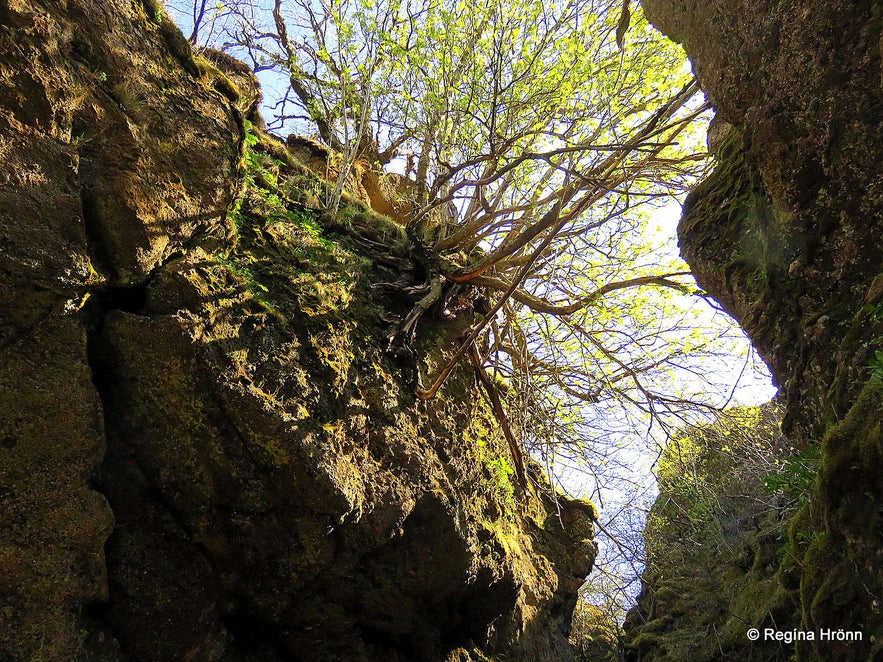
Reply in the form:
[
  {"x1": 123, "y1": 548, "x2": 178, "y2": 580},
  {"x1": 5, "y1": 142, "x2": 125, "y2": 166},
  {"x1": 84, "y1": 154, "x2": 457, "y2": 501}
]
[
  {"x1": 0, "y1": 1, "x2": 595, "y2": 660},
  {"x1": 0, "y1": 0, "x2": 242, "y2": 657},
  {"x1": 644, "y1": 0, "x2": 883, "y2": 442},
  {"x1": 626, "y1": 1, "x2": 883, "y2": 660},
  {"x1": 623, "y1": 405, "x2": 798, "y2": 661}
]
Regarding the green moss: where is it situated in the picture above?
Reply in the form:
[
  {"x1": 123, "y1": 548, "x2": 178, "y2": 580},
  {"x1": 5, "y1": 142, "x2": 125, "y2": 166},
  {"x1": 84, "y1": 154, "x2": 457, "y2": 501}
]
[
  {"x1": 213, "y1": 129, "x2": 386, "y2": 331},
  {"x1": 779, "y1": 379, "x2": 883, "y2": 659},
  {"x1": 139, "y1": 0, "x2": 164, "y2": 25},
  {"x1": 678, "y1": 126, "x2": 793, "y2": 330},
  {"x1": 148, "y1": 2, "x2": 202, "y2": 77},
  {"x1": 627, "y1": 631, "x2": 664, "y2": 651},
  {"x1": 193, "y1": 57, "x2": 242, "y2": 104},
  {"x1": 625, "y1": 405, "x2": 799, "y2": 660},
  {"x1": 819, "y1": 379, "x2": 883, "y2": 493},
  {"x1": 570, "y1": 498, "x2": 599, "y2": 521}
]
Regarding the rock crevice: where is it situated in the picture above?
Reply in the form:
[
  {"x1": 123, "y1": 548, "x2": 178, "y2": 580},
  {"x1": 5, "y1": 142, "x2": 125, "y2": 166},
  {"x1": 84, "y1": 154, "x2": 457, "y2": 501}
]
[{"x1": 626, "y1": 2, "x2": 883, "y2": 660}]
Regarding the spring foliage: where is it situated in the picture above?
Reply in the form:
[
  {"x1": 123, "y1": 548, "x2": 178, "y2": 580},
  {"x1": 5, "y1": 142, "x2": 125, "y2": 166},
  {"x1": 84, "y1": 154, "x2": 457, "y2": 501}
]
[{"x1": 173, "y1": 0, "x2": 758, "y2": 491}]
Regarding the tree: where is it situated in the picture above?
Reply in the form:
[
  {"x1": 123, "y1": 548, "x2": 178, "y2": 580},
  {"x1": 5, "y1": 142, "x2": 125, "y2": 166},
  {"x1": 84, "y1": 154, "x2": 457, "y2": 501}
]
[
  {"x1": 169, "y1": 1, "x2": 773, "y2": 637},
  {"x1": 171, "y1": 0, "x2": 758, "y2": 490}
]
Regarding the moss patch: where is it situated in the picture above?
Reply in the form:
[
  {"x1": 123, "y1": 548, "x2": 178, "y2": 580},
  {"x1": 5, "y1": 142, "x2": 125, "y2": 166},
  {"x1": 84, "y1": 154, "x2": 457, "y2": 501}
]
[
  {"x1": 623, "y1": 405, "x2": 798, "y2": 661},
  {"x1": 792, "y1": 379, "x2": 883, "y2": 660}
]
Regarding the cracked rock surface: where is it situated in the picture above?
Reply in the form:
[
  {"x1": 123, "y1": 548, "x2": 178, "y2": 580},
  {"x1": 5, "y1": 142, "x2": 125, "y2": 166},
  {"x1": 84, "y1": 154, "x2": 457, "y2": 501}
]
[{"x1": 0, "y1": 1, "x2": 595, "y2": 660}]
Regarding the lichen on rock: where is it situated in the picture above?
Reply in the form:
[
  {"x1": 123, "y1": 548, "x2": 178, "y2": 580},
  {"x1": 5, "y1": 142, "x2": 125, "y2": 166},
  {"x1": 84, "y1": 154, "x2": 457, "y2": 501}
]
[
  {"x1": 85, "y1": 123, "x2": 597, "y2": 660},
  {"x1": 0, "y1": 2, "x2": 597, "y2": 660},
  {"x1": 626, "y1": 1, "x2": 883, "y2": 659}
]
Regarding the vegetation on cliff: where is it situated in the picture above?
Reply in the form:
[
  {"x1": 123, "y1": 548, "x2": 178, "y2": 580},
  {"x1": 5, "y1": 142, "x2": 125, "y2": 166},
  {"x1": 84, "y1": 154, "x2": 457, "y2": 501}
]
[
  {"x1": 87, "y1": 116, "x2": 600, "y2": 659},
  {"x1": 631, "y1": 0, "x2": 883, "y2": 659},
  {"x1": 167, "y1": 3, "x2": 782, "y2": 643},
  {"x1": 622, "y1": 404, "x2": 800, "y2": 661},
  {"x1": 12, "y1": 0, "x2": 861, "y2": 659},
  {"x1": 168, "y1": 0, "x2": 764, "y2": 510},
  {"x1": 0, "y1": 0, "x2": 600, "y2": 658}
]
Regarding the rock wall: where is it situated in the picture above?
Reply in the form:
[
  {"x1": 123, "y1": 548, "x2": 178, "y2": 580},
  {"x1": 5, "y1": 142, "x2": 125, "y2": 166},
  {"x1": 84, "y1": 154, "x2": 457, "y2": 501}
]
[
  {"x1": 627, "y1": 1, "x2": 883, "y2": 659},
  {"x1": 0, "y1": 1, "x2": 595, "y2": 660},
  {"x1": 0, "y1": 0, "x2": 242, "y2": 656},
  {"x1": 623, "y1": 406, "x2": 798, "y2": 661}
]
